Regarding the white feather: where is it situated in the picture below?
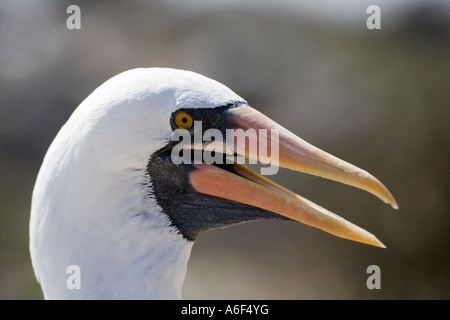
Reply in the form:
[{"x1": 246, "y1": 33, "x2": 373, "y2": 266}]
[{"x1": 29, "y1": 68, "x2": 244, "y2": 299}]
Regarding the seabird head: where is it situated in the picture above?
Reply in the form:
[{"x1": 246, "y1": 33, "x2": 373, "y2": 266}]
[{"x1": 30, "y1": 68, "x2": 397, "y2": 299}]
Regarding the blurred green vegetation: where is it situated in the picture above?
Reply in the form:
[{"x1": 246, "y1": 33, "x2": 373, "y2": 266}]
[{"x1": 1, "y1": 1, "x2": 449, "y2": 299}]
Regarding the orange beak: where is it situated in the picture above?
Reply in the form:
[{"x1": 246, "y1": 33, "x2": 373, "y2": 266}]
[{"x1": 188, "y1": 105, "x2": 398, "y2": 248}]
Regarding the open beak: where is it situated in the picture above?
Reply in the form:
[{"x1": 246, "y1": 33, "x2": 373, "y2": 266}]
[{"x1": 188, "y1": 105, "x2": 398, "y2": 248}]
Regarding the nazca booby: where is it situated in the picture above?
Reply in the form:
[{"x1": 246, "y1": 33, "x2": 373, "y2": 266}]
[{"x1": 29, "y1": 68, "x2": 397, "y2": 299}]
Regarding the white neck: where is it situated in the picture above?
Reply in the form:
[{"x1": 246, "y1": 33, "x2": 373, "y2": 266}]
[{"x1": 30, "y1": 120, "x2": 193, "y2": 299}]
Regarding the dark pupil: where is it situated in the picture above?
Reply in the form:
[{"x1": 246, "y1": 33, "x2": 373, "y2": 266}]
[{"x1": 182, "y1": 117, "x2": 187, "y2": 123}]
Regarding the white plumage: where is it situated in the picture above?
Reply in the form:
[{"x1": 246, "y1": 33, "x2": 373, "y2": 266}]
[{"x1": 30, "y1": 68, "x2": 244, "y2": 299}]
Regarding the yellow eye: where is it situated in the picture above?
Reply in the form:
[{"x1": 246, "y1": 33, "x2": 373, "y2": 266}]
[{"x1": 174, "y1": 112, "x2": 193, "y2": 129}]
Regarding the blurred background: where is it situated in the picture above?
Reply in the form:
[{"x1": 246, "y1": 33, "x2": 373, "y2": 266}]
[{"x1": 1, "y1": 0, "x2": 449, "y2": 299}]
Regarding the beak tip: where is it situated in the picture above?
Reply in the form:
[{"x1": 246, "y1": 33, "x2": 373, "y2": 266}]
[
  {"x1": 376, "y1": 241, "x2": 387, "y2": 249},
  {"x1": 392, "y1": 198, "x2": 399, "y2": 210},
  {"x1": 358, "y1": 232, "x2": 387, "y2": 249},
  {"x1": 387, "y1": 197, "x2": 399, "y2": 210},
  {"x1": 366, "y1": 236, "x2": 386, "y2": 249}
]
